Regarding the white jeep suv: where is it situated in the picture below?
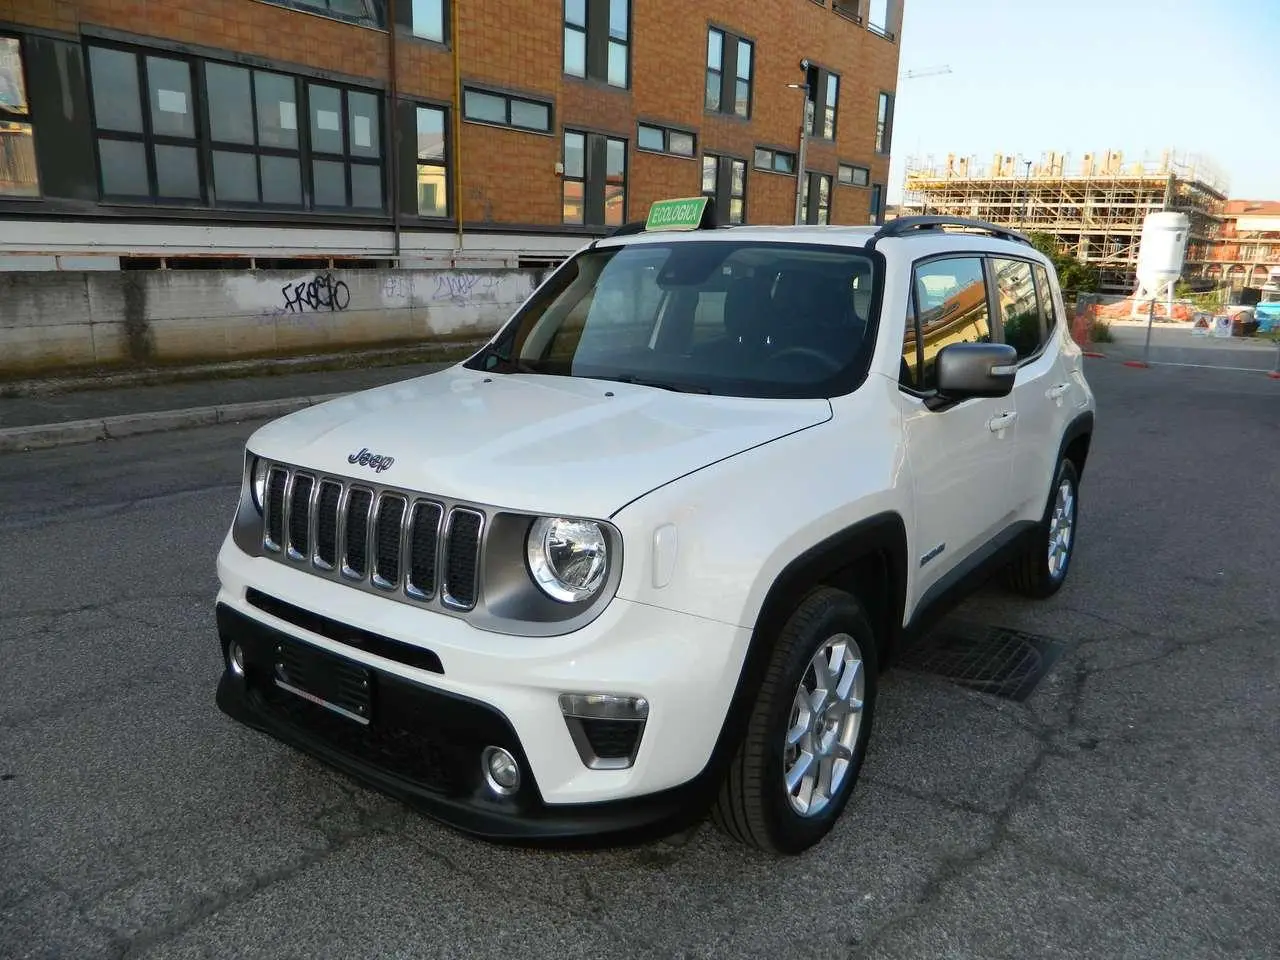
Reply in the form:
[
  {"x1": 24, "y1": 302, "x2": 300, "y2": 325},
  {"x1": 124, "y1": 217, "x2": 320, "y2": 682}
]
[{"x1": 214, "y1": 207, "x2": 1096, "y2": 854}]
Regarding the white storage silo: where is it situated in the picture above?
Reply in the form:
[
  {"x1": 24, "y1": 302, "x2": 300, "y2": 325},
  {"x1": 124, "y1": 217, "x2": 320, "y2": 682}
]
[{"x1": 1132, "y1": 211, "x2": 1190, "y2": 316}]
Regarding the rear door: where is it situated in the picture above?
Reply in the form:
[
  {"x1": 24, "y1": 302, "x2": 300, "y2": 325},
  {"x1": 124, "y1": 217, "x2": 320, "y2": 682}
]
[
  {"x1": 992, "y1": 256, "x2": 1068, "y2": 517},
  {"x1": 898, "y1": 255, "x2": 1017, "y2": 603}
]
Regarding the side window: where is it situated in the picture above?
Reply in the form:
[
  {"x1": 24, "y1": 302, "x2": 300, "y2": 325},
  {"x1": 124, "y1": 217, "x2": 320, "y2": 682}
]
[
  {"x1": 992, "y1": 258, "x2": 1043, "y2": 361},
  {"x1": 1034, "y1": 263, "x2": 1059, "y2": 337},
  {"x1": 909, "y1": 257, "x2": 991, "y2": 392}
]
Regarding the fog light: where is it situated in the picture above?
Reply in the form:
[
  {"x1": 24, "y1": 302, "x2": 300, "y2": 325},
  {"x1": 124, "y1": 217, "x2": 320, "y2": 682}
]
[
  {"x1": 229, "y1": 641, "x2": 246, "y2": 677},
  {"x1": 482, "y1": 746, "x2": 520, "y2": 796}
]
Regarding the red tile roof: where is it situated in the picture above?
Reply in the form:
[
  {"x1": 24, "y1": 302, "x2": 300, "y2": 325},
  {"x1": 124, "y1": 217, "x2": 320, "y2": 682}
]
[{"x1": 1224, "y1": 199, "x2": 1280, "y2": 216}]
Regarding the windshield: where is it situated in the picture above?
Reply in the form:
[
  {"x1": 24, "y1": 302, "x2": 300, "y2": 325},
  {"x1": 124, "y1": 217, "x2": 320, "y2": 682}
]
[{"x1": 465, "y1": 240, "x2": 881, "y2": 399}]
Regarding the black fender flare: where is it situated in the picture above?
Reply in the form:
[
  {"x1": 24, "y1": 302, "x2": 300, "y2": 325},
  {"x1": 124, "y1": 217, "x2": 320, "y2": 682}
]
[{"x1": 686, "y1": 511, "x2": 909, "y2": 800}]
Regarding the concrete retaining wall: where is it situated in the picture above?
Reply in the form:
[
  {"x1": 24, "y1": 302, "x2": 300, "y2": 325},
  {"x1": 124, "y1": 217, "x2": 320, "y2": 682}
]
[{"x1": 0, "y1": 267, "x2": 541, "y2": 377}]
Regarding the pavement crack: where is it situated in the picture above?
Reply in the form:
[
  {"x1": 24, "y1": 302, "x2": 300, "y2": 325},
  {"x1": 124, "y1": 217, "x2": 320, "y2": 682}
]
[
  {"x1": 118, "y1": 810, "x2": 402, "y2": 959},
  {"x1": 850, "y1": 659, "x2": 1090, "y2": 958}
]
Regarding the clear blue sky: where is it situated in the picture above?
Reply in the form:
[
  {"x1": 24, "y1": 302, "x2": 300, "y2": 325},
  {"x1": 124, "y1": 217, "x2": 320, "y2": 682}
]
[{"x1": 889, "y1": 0, "x2": 1280, "y2": 203}]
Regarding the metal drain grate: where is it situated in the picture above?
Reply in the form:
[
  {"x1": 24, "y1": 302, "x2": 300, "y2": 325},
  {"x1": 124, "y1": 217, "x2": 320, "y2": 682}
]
[{"x1": 896, "y1": 621, "x2": 1067, "y2": 701}]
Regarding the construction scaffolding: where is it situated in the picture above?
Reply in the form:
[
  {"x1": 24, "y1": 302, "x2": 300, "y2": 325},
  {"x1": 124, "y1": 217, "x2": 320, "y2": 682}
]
[{"x1": 902, "y1": 150, "x2": 1228, "y2": 293}]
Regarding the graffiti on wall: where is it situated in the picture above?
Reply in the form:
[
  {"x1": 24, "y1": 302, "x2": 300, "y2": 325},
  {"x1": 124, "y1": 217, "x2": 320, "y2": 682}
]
[
  {"x1": 280, "y1": 273, "x2": 350, "y2": 313},
  {"x1": 432, "y1": 273, "x2": 500, "y2": 306}
]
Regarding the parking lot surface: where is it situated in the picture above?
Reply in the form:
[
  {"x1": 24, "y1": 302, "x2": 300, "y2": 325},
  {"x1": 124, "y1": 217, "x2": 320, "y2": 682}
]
[{"x1": 1, "y1": 360, "x2": 1277, "y2": 959}]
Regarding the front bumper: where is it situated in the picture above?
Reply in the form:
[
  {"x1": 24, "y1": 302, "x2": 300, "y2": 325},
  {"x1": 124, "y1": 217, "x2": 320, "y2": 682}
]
[
  {"x1": 215, "y1": 538, "x2": 753, "y2": 841},
  {"x1": 218, "y1": 605, "x2": 717, "y2": 842}
]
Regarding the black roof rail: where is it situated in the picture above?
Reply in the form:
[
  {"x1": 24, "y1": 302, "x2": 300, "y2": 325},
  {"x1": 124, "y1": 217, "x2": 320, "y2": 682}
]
[
  {"x1": 605, "y1": 220, "x2": 649, "y2": 238},
  {"x1": 865, "y1": 215, "x2": 1032, "y2": 250}
]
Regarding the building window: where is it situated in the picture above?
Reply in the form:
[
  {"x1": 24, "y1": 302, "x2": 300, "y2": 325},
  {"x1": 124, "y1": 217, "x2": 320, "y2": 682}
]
[
  {"x1": 308, "y1": 82, "x2": 383, "y2": 209},
  {"x1": 637, "y1": 122, "x2": 695, "y2": 157},
  {"x1": 564, "y1": 0, "x2": 629, "y2": 89},
  {"x1": 868, "y1": 0, "x2": 893, "y2": 38},
  {"x1": 205, "y1": 63, "x2": 303, "y2": 206},
  {"x1": 0, "y1": 36, "x2": 39, "y2": 198},
  {"x1": 870, "y1": 183, "x2": 884, "y2": 224},
  {"x1": 833, "y1": 1, "x2": 861, "y2": 21},
  {"x1": 260, "y1": 0, "x2": 387, "y2": 29},
  {"x1": 416, "y1": 105, "x2": 448, "y2": 217},
  {"x1": 89, "y1": 46, "x2": 203, "y2": 202},
  {"x1": 801, "y1": 172, "x2": 831, "y2": 225},
  {"x1": 702, "y1": 153, "x2": 745, "y2": 225},
  {"x1": 802, "y1": 63, "x2": 839, "y2": 139},
  {"x1": 410, "y1": 0, "x2": 445, "y2": 41},
  {"x1": 838, "y1": 163, "x2": 870, "y2": 187},
  {"x1": 463, "y1": 87, "x2": 552, "y2": 132},
  {"x1": 753, "y1": 147, "x2": 796, "y2": 175},
  {"x1": 87, "y1": 43, "x2": 385, "y2": 211},
  {"x1": 563, "y1": 130, "x2": 626, "y2": 227},
  {"x1": 705, "y1": 28, "x2": 752, "y2": 118},
  {"x1": 876, "y1": 92, "x2": 894, "y2": 154}
]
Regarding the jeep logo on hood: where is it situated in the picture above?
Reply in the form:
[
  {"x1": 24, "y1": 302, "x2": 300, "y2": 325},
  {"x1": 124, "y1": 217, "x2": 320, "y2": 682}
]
[{"x1": 347, "y1": 447, "x2": 395, "y2": 473}]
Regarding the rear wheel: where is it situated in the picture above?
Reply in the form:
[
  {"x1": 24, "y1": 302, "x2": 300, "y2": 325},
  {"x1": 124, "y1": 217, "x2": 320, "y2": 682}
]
[
  {"x1": 712, "y1": 587, "x2": 879, "y2": 854},
  {"x1": 1007, "y1": 457, "x2": 1079, "y2": 598}
]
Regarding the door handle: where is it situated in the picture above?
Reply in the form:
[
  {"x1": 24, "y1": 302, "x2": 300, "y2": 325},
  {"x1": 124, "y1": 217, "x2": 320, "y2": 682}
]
[
  {"x1": 1047, "y1": 382, "x2": 1069, "y2": 400},
  {"x1": 987, "y1": 411, "x2": 1017, "y2": 433}
]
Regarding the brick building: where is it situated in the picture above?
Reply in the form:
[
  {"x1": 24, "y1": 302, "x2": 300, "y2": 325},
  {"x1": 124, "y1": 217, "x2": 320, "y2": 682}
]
[
  {"x1": 0, "y1": 0, "x2": 903, "y2": 270},
  {"x1": 1203, "y1": 199, "x2": 1280, "y2": 296}
]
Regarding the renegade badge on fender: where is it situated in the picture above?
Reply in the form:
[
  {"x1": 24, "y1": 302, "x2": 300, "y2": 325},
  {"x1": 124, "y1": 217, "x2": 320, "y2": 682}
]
[{"x1": 215, "y1": 203, "x2": 1096, "y2": 853}]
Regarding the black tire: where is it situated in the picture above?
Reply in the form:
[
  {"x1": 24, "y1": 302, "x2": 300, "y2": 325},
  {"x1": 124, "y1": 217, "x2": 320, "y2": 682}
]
[
  {"x1": 711, "y1": 587, "x2": 879, "y2": 854},
  {"x1": 1007, "y1": 456, "x2": 1080, "y2": 599}
]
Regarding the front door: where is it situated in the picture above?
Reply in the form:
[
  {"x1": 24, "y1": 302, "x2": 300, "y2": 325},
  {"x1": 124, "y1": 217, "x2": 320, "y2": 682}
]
[{"x1": 898, "y1": 255, "x2": 1016, "y2": 608}]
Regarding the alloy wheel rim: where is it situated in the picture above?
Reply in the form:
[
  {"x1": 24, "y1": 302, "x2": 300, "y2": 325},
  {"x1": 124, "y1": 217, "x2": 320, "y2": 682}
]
[
  {"x1": 782, "y1": 633, "x2": 865, "y2": 818},
  {"x1": 1047, "y1": 478, "x2": 1075, "y2": 579}
]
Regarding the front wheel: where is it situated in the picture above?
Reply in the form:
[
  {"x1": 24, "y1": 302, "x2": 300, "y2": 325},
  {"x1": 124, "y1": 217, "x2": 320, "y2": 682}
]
[
  {"x1": 712, "y1": 587, "x2": 879, "y2": 854},
  {"x1": 1007, "y1": 457, "x2": 1080, "y2": 598}
]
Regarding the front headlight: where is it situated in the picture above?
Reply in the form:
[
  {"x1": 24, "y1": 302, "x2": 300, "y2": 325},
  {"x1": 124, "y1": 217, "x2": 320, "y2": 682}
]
[
  {"x1": 250, "y1": 456, "x2": 269, "y2": 513},
  {"x1": 527, "y1": 517, "x2": 609, "y2": 603}
]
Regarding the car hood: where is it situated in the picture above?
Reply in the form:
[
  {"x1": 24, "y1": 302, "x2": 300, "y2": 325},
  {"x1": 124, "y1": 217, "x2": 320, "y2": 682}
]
[{"x1": 247, "y1": 365, "x2": 832, "y2": 518}]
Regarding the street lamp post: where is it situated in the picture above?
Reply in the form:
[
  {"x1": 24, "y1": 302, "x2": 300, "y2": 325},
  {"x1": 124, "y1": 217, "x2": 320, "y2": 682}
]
[{"x1": 788, "y1": 81, "x2": 809, "y2": 225}]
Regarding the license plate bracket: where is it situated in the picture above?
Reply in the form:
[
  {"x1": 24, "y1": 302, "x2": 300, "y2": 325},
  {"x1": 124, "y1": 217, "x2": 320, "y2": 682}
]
[{"x1": 272, "y1": 638, "x2": 372, "y2": 726}]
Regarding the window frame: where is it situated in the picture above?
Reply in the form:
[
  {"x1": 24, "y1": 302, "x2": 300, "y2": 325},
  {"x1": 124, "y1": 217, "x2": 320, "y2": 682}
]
[
  {"x1": 87, "y1": 44, "x2": 206, "y2": 205},
  {"x1": 636, "y1": 121, "x2": 696, "y2": 158},
  {"x1": 838, "y1": 162, "x2": 870, "y2": 187},
  {"x1": 0, "y1": 33, "x2": 40, "y2": 199},
  {"x1": 203, "y1": 62, "x2": 305, "y2": 209},
  {"x1": 900, "y1": 251, "x2": 1002, "y2": 396},
  {"x1": 408, "y1": 0, "x2": 448, "y2": 43},
  {"x1": 413, "y1": 101, "x2": 450, "y2": 219},
  {"x1": 562, "y1": 127, "x2": 628, "y2": 228},
  {"x1": 800, "y1": 170, "x2": 832, "y2": 225},
  {"x1": 257, "y1": 0, "x2": 388, "y2": 30},
  {"x1": 875, "y1": 91, "x2": 894, "y2": 154},
  {"x1": 563, "y1": 0, "x2": 631, "y2": 90},
  {"x1": 753, "y1": 146, "x2": 797, "y2": 176},
  {"x1": 254, "y1": 0, "x2": 384, "y2": 28},
  {"x1": 989, "y1": 255, "x2": 1048, "y2": 365},
  {"x1": 462, "y1": 84, "x2": 554, "y2": 134},
  {"x1": 84, "y1": 40, "x2": 389, "y2": 213},
  {"x1": 701, "y1": 151, "x2": 747, "y2": 225},
  {"x1": 705, "y1": 25, "x2": 754, "y2": 119},
  {"x1": 869, "y1": 182, "x2": 884, "y2": 224},
  {"x1": 802, "y1": 62, "x2": 840, "y2": 140}
]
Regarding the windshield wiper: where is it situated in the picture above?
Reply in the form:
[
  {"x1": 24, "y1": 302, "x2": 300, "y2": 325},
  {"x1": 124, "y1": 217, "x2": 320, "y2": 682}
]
[{"x1": 594, "y1": 374, "x2": 710, "y2": 394}]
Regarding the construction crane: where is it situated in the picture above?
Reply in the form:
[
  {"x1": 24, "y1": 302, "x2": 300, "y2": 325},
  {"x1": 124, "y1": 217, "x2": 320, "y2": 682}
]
[{"x1": 902, "y1": 65, "x2": 952, "y2": 79}]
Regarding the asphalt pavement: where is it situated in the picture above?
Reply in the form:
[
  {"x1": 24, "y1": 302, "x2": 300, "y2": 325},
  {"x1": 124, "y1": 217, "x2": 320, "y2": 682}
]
[{"x1": 1, "y1": 360, "x2": 1277, "y2": 959}]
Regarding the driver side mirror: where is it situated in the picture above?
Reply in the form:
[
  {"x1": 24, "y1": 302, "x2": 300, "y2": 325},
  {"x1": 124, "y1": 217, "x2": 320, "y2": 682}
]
[{"x1": 927, "y1": 342, "x2": 1018, "y2": 409}]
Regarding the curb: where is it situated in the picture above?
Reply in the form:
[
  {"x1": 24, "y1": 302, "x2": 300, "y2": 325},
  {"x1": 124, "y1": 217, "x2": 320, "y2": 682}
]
[{"x1": 0, "y1": 392, "x2": 346, "y2": 454}]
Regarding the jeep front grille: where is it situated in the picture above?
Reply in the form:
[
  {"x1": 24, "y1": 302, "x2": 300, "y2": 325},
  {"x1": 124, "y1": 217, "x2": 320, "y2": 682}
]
[{"x1": 260, "y1": 462, "x2": 484, "y2": 611}]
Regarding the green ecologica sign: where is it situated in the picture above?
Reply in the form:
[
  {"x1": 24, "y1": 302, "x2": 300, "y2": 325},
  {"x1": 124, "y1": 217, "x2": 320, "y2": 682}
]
[{"x1": 645, "y1": 196, "x2": 710, "y2": 232}]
